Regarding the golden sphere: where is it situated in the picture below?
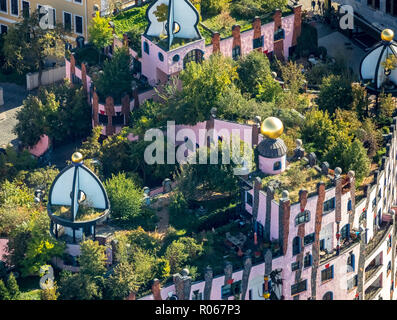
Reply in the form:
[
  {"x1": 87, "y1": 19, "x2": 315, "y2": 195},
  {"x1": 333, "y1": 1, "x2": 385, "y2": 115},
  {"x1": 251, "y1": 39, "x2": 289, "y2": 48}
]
[
  {"x1": 381, "y1": 29, "x2": 394, "y2": 42},
  {"x1": 263, "y1": 292, "x2": 271, "y2": 299},
  {"x1": 260, "y1": 117, "x2": 284, "y2": 139},
  {"x1": 71, "y1": 152, "x2": 83, "y2": 163}
]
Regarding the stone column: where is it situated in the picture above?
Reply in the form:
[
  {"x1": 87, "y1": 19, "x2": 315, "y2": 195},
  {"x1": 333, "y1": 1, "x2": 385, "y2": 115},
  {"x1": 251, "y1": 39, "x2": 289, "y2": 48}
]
[
  {"x1": 173, "y1": 269, "x2": 192, "y2": 300},
  {"x1": 81, "y1": 63, "x2": 88, "y2": 93},
  {"x1": 92, "y1": 90, "x2": 99, "y2": 127},
  {"x1": 252, "y1": 17, "x2": 262, "y2": 49},
  {"x1": 252, "y1": 177, "x2": 262, "y2": 222},
  {"x1": 279, "y1": 191, "x2": 291, "y2": 256},
  {"x1": 252, "y1": 122, "x2": 260, "y2": 146},
  {"x1": 222, "y1": 262, "x2": 233, "y2": 300},
  {"x1": 348, "y1": 171, "x2": 356, "y2": 227},
  {"x1": 212, "y1": 32, "x2": 221, "y2": 54},
  {"x1": 310, "y1": 182, "x2": 326, "y2": 300},
  {"x1": 273, "y1": 10, "x2": 284, "y2": 60},
  {"x1": 232, "y1": 25, "x2": 241, "y2": 56},
  {"x1": 121, "y1": 94, "x2": 130, "y2": 126},
  {"x1": 70, "y1": 53, "x2": 76, "y2": 83},
  {"x1": 151, "y1": 279, "x2": 162, "y2": 300},
  {"x1": 203, "y1": 266, "x2": 213, "y2": 300},
  {"x1": 240, "y1": 255, "x2": 252, "y2": 300},
  {"x1": 264, "y1": 186, "x2": 274, "y2": 242},
  {"x1": 105, "y1": 96, "x2": 115, "y2": 136},
  {"x1": 292, "y1": 5, "x2": 302, "y2": 47}
]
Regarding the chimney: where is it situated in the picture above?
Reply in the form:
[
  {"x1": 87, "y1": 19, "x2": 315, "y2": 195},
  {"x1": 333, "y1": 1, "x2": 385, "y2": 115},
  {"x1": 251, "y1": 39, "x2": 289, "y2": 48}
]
[
  {"x1": 212, "y1": 32, "x2": 221, "y2": 54},
  {"x1": 151, "y1": 279, "x2": 162, "y2": 300}
]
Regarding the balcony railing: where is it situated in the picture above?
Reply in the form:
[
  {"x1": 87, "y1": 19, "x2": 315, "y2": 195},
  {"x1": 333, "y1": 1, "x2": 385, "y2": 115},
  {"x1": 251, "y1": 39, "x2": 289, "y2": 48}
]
[
  {"x1": 365, "y1": 264, "x2": 383, "y2": 283},
  {"x1": 365, "y1": 286, "x2": 382, "y2": 300},
  {"x1": 366, "y1": 222, "x2": 393, "y2": 258},
  {"x1": 320, "y1": 236, "x2": 360, "y2": 264}
]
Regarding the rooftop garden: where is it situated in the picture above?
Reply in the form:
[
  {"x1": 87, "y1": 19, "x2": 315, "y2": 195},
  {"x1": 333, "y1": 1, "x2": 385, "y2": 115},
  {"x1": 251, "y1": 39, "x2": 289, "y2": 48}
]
[
  {"x1": 110, "y1": 0, "x2": 293, "y2": 51},
  {"x1": 51, "y1": 205, "x2": 106, "y2": 222},
  {"x1": 260, "y1": 160, "x2": 332, "y2": 203}
]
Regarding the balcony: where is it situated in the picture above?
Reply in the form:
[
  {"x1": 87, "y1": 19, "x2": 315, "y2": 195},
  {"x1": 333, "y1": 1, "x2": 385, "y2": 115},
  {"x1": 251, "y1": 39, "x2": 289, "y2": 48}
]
[
  {"x1": 320, "y1": 236, "x2": 360, "y2": 264},
  {"x1": 365, "y1": 264, "x2": 383, "y2": 283},
  {"x1": 365, "y1": 286, "x2": 382, "y2": 300},
  {"x1": 366, "y1": 222, "x2": 393, "y2": 258}
]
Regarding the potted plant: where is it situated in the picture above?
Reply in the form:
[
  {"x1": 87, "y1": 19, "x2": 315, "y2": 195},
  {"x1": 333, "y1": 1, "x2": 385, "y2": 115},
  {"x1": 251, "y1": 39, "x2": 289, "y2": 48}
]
[{"x1": 381, "y1": 54, "x2": 397, "y2": 90}]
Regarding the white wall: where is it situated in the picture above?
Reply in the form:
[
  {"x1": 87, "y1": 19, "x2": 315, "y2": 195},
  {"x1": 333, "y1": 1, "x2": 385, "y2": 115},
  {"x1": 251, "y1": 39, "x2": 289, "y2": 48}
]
[{"x1": 26, "y1": 66, "x2": 66, "y2": 90}]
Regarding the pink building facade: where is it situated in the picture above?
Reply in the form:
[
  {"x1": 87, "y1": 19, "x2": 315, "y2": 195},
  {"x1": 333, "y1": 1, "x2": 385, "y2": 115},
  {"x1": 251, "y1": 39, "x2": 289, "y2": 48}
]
[{"x1": 138, "y1": 116, "x2": 397, "y2": 301}]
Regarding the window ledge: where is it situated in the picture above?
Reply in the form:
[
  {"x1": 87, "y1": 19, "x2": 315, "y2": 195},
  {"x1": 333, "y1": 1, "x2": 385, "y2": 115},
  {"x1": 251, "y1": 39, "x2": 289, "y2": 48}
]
[{"x1": 321, "y1": 279, "x2": 334, "y2": 286}]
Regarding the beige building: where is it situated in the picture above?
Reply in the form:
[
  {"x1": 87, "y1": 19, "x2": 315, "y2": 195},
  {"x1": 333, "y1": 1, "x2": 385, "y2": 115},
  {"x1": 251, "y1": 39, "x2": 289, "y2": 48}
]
[{"x1": 0, "y1": 0, "x2": 107, "y2": 40}]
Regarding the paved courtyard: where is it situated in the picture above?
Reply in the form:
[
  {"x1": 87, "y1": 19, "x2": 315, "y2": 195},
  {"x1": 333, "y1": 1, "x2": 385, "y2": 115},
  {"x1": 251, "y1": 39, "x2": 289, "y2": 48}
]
[{"x1": 0, "y1": 83, "x2": 28, "y2": 147}]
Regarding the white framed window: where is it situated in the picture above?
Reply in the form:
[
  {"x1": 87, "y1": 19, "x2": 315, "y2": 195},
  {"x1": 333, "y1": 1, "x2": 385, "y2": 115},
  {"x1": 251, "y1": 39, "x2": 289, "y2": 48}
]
[
  {"x1": 0, "y1": 0, "x2": 7, "y2": 13},
  {"x1": 74, "y1": 15, "x2": 83, "y2": 34},
  {"x1": 63, "y1": 11, "x2": 72, "y2": 32},
  {"x1": 10, "y1": 0, "x2": 18, "y2": 16},
  {"x1": 37, "y1": 4, "x2": 56, "y2": 26},
  {"x1": 22, "y1": 0, "x2": 30, "y2": 18},
  {"x1": 0, "y1": 24, "x2": 8, "y2": 34}
]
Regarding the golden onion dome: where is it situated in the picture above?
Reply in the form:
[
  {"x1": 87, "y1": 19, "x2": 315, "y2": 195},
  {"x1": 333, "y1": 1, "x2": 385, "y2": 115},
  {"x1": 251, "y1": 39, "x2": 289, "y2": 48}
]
[
  {"x1": 260, "y1": 117, "x2": 284, "y2": 139},
  {"x1": 381, "y1": 29, "x2": 394, "y2": 42},
  {"x1": 71, "y1": 152, "x2": 84, "y2": 164}
]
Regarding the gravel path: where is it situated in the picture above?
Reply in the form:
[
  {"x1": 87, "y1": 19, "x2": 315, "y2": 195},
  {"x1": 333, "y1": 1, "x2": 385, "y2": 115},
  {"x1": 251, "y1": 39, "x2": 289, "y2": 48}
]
[{"x1": 0, "y1": 83, "x2": 29, "y2": 147}]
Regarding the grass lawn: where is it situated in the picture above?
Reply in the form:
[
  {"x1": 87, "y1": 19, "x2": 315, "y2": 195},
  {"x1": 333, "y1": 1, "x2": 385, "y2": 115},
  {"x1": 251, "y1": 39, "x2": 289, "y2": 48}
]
[{"x1": 112, "y1": 4, "x2": 149, "y2": 38}]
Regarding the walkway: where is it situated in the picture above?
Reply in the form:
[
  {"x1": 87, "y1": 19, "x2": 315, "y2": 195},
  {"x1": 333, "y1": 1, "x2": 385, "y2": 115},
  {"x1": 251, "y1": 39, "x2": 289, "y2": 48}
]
[{"x1": 0, "y1": 83, "x2": 29, "y2": 147}]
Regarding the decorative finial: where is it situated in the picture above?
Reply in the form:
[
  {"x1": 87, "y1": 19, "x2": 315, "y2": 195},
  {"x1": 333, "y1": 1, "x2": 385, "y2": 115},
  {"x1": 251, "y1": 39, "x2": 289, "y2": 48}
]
[
  {"x1": 71, "y1": 152, "x2": 83, "y2": 164},
  {"x1": 381, "y1": 29, "x2": 394, "y2": 42},
  {"x1": 260, "y1": 117, "x2": 284, "y2": 139}
]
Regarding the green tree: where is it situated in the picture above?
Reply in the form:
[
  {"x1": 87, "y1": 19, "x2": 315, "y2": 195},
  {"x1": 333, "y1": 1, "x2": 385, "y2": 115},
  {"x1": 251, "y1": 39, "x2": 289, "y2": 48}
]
[
  {"x1": 317, "y1": 74, "x2": 353, "y2": 114},
  {"x1": 40, "y1": 286, "x2": 59, "y2": 300},
  {"x1": 0, "y1": 279, "x2": 10, "y2": 300},
  {"x1": 164, "y1": 237, "x2": 203, "y2": 274},
  {"x1": 162, "y1": 53, "x2": 237, "y2": 125},
  {"x1": 79, "y1": 240, "x2": 107, "y2": 277},
  {"x1": 153, "y1": 3, "x2": 169, "y2": 37},
  {"x1": 93, "y1": 47, "x2": 133, "y2": 102},
  {"x1": 105, "y1": 173, "x2": 143, "y2": 225},
  {"x1": 105, "y1": 262, "x2": 141, "y2": 300},
  {"x1": 88, "y1": 12, "x2": 114, "y2": 64},
  {"x1": 164, "y1": 241, "x2": 189, "y2": 274},
  {"x1": 278, "y1": 60, "x2": 306, "y2": 96},
  {"x1": 2, "y1": 10, "x2": 67, "y2": 85},
  {"x1": 237, "y1": 50, "x2": 276, "y2": 97},
  {"x1": 58, "y1": 271, "x2": 103, "y2": 300},
  {"x1": 14, "y1": 82, "x2": 91, "y2": 147},
  {"x1": 350, "y1": 83, "x2": 369, "y2": 120},
  {"x1": 6, "y1": 273, "x2": 19, "y2": 299},
  {"x1": 378, "y1": 91, "x2": 395, "y2": 126},
  {"x1": 201, "y1": 0, "x2": 228, "y2": 17}
]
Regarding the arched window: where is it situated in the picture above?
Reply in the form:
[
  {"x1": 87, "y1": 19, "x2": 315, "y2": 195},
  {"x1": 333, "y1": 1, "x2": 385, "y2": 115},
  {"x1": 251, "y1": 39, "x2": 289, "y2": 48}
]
[
  {"x1": 158, "y1": 52, "x2": 164, "y2": 61},
  {"x1": 273, "y1": 161, "x2": 281, "y2": 171},
  {"x1": 183, "y1": 49, "x2": 203, "y2": 69},
  {"x1": 347, "y1": 199, "x2": 352, "y2": 211},
  {"x1": 143, "y1": 41, "x2": 149, "y2": 55},
  {"x1": 295, "y1": 210, "x2": 310, "y2": 226},
  {"x1": 322, "y1": 291, "x2": 333, "y2": 300},
  {"x1": 341, "y1": 224, "x2": 350, "y2": 240},
  {"x1": 292, "y1": 236, "x2": 301, "y2": 256},
  {"x1": 347, "y1": 252, "x2": 355, "y2": 272}
]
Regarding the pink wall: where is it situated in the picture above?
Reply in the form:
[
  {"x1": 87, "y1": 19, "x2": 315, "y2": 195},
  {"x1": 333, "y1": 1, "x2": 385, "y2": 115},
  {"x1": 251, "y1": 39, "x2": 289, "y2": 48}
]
[
  {"x1": 282, "y1": 14, "x2": 295, "y2": 58},
  {"x1": 259, "y1": 155, "x2": 286, "y2": 175},
  {"x1": 28, "y1": 135, "x2": 49, "y2": 157}
]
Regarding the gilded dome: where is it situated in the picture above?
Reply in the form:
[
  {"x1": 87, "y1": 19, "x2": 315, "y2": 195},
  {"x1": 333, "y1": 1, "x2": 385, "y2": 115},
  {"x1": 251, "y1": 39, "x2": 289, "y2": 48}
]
[
  {"x1": 381, "y1": 29, "x2": 394, "y2": 42},
  {"x1": 260, "y1": 117, "x2": 284, "y2": 139}
]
